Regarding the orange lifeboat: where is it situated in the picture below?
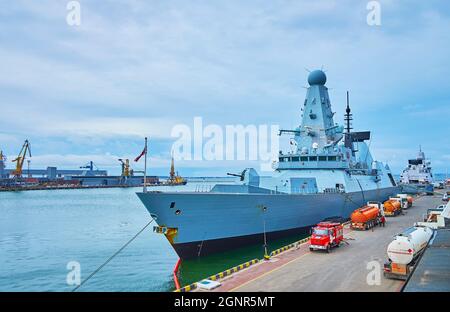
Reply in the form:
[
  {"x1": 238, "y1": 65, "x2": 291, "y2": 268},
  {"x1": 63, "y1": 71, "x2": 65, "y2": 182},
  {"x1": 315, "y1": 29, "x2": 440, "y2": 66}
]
[{"x1": 383, "y1": 200, "x2": 401, "y2": 216}]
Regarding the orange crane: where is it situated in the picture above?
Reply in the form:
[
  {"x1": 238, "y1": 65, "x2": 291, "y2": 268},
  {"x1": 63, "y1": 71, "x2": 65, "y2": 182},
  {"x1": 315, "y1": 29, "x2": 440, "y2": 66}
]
[
  {"x1": 168, "y1": 155, "x2": 186, "y2": 185},
  {"x1": 118, "y1": 158, "x2": 131, "y2": 177},
  {"x1": 12, "y1": 140, "x2": 31, "y2": 178},
  {"x1": 0, "y1": 150, "x2": 6, "y2": 177}
]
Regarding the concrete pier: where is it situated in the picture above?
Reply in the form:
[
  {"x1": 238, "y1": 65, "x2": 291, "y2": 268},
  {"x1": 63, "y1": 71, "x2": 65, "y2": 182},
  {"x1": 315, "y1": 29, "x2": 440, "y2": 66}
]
[{"x1": 200, "y1": 191, "x2": 446, "y2": 292}]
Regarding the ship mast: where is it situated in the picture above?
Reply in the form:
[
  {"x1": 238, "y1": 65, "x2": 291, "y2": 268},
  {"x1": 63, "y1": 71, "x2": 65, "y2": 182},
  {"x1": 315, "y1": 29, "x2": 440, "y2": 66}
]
[{"x1": 344, "y1": 91, "x2": 353, "y2": 134}]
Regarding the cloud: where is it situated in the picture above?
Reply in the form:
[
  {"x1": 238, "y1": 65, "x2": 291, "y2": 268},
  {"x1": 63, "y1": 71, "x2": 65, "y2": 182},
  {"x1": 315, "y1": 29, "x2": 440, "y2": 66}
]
[{"x1": 1, "y1": 1, "x2": 450, "y2": 173}]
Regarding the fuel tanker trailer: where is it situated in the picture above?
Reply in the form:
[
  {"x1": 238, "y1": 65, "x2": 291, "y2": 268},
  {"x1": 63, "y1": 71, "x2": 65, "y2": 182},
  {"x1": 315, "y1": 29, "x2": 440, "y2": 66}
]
[
  {"x1": 383, "y1": 226, "x2": 434, "y2": 280},
  {"x1": 350, "y1": 201, "x2": 385, "y2": 230},
  {"x1": 383, "y1": 199, "x2": 402, "y2": 217}
]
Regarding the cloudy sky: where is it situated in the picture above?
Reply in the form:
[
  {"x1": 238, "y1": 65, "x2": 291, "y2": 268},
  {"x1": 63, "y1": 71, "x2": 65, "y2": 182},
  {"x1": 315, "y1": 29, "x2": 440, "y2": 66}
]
[{"x1": 0, "y1": 0, "x2": 449, "y2": 176}]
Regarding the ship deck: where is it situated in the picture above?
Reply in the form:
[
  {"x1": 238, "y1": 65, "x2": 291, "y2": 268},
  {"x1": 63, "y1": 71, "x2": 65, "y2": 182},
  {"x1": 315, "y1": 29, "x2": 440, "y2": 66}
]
[{"x1": 193, "y1": 190, "x2": 446, "y2": 292}]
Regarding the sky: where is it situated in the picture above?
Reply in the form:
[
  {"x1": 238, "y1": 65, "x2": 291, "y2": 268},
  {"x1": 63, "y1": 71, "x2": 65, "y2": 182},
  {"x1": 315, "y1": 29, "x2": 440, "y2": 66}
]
[{"x1": 0, "y1": 0, "x2": 449, "y2": 176}]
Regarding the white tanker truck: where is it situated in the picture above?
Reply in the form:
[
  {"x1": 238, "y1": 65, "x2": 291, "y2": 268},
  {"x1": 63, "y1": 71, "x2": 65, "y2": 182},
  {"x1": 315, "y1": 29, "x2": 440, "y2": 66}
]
[{"x1": 384, "y1": 226, "x2": 434, "y2": 280}]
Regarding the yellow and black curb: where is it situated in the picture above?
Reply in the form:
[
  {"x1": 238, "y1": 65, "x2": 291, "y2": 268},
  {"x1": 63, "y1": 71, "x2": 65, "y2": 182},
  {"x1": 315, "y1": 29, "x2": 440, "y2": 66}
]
[
  {"x1": 174, "y1": 259, "x2": 259, "y2": 292},
  {"x1": 269, "y1": 236, "x2": 310, "y2": 257},
  {"x1": 208, "y1": 259, "x2": 259, "y2": 281},
  {"x1": 174, "y1": 282, "x2": 197, "y2": 292}
]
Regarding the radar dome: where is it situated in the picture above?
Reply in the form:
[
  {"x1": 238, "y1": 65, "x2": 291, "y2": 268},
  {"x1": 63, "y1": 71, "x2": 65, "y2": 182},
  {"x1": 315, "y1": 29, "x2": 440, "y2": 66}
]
[{"x1": 308, "y1": 70, "x2": 327, "y2": 86}]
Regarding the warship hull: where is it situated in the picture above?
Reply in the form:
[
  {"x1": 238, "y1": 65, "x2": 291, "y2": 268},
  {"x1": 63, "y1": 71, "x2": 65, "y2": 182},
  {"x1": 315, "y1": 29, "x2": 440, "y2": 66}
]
[
  {"x1": 137, "y1": 185, "x2": 399, "y2": 259},
  {"x1": 400, "y1": 183, "x2": 434, "y2": 195}
]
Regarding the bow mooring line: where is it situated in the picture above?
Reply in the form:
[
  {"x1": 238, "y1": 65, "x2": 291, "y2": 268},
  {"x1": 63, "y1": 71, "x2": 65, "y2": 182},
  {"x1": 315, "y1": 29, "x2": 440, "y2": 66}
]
[{"x1": 72, "y1": 218, "x2": 155, "y2": 292}]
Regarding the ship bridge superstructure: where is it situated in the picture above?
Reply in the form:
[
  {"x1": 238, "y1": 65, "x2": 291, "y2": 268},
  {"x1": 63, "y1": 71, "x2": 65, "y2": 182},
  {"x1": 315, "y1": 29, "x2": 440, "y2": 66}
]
[{"x1": 275, "y1": 70, "x2": 376, "y2": 174}]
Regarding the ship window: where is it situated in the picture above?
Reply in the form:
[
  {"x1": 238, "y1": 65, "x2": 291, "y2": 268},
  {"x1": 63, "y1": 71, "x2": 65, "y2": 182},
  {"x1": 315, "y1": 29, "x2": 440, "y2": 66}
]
[
  {"x1": 318, "y1": 156, "x2": 327, "y2": 161},
  {"x1": 175, "y1": 209, "x2": 181, "y2": 215},
  {"x1": 328, "y1": 156, "x2": 337, "y2": 161},
  {"x1": 300, "y1": 156, "x2": 308, "y2": 162},
  {"x1": 170, "y1": 202, "x2": 176, "y2": 208},
  {"x1": 309, "y1": 156, "x2": 317, "y2": 161}
]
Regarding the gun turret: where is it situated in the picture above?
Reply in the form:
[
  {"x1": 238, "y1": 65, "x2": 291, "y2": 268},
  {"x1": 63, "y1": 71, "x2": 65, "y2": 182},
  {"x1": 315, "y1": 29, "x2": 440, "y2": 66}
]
[{"x1": 227, "y1": 172, "x2": 245, "y2": 181}]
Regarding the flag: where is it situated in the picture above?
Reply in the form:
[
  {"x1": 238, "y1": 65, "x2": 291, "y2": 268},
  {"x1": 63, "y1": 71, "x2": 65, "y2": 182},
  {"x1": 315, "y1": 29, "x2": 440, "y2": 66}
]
[{"x1": 134, "y1": 146, "x2": 147, "y2": 162}]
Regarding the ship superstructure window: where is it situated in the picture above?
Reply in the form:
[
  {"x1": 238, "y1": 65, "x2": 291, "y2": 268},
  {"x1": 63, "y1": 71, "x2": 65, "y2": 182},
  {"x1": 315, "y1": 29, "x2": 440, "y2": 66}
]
[
  {"x1": 170, "y1": 202, "x2": 176, "y2": 208},
  {"x1": 300, "y1": 157, "x2": 308, "y2": 162},
  {"x1": 328, "y1": 156, "x2": 337, "y2": 161},
  {"x1": 309, "y1": 156, "x2": 317, "y2": 161},
  {"x1": 318, "y1": 156, "x2": 327, "y2": 161},
  {"x1": 292, "y1": 157, "x2": 299, "y2": 162}
]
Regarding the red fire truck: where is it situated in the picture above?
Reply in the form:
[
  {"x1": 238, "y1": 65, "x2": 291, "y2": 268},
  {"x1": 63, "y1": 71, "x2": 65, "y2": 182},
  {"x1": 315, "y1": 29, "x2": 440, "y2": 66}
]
[{"x1": 309, "y1": 222, "x2": 344, "y2": 253}]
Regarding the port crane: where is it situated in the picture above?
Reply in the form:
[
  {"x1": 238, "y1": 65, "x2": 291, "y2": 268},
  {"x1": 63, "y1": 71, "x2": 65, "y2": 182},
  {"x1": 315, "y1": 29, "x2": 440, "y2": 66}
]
[
  {"x1": 168, "y1": 155, "x2": 186, "y2": 185},
  {"x1": 80, "y1": 161, "x2": 99, "y2": 172},
  {"x1": 11, "y1": 139, "x2": 32, "y2": 178},
  {"x1": 0, "y1": 150, "x2": 5, "y2": 164},
  {"x1": 118, "y1": 159, "x2": 132, "y2": 177},
  {"x1": 0, "y1": 150, "x2": 6, "y2": 178}
]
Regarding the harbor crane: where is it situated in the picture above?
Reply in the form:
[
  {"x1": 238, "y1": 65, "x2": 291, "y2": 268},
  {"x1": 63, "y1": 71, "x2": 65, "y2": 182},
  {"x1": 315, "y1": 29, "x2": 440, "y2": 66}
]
[
  {"x1": 118, "y1": 158, "x2": 131, "y2": 177},
  {"x1": 0, "y1": 150, "x2": 6, "y2": 178},
  {"x1": 80, "y1": 161, "x2": 98, "y2": 172},
  {"x1": 12, "y1": 139, "x2": 32, "y2": 178},
  {"x1": 168, "y1": 155, "x2": 186, "y2": 185},
  {"x1": 0, "y1": 150, "x2": 5, "y2": 164}
]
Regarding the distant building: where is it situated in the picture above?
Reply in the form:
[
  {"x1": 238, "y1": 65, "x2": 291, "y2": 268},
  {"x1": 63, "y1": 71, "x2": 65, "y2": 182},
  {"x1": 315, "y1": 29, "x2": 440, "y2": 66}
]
[
  {"x1": 3, "y1": 167, "x2": 108, "y2": 179},
  {"x1": 66, "y1": 175, "x2": 159, "y2": 186}
]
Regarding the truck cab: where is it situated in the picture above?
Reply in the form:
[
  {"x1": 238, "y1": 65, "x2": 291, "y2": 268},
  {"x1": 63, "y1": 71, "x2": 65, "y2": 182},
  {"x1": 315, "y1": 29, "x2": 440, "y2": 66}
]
[{"x1": 309, "y1": 222, "x2": 344, "y2": 253}]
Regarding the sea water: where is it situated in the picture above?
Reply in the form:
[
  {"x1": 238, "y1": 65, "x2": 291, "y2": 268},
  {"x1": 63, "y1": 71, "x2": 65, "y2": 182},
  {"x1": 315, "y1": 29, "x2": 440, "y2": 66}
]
[{"x1": 0, "y1": 182, "x2": 305, "y2": 292}]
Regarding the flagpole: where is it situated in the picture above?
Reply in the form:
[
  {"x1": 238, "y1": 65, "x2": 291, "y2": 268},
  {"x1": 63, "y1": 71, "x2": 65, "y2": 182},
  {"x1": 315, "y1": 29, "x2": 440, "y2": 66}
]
[{"x1": 144, "y1": 137, "x2": 148, "y2": 193}]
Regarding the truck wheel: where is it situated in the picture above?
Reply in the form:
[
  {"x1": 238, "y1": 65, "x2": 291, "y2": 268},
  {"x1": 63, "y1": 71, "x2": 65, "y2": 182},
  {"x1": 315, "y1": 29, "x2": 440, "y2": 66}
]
[
  {"x1": 326, "y1": 245, "x2": 331, "y2": 253},
  {"x1": 309, "y1": 247, "x2": 313, "y2": 252}
]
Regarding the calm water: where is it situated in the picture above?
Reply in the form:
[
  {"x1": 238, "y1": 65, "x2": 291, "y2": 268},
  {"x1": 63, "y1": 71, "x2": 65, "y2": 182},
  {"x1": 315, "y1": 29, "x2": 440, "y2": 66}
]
[{"x1": 0, "y1": 183, "x2": 306, "y2": 292}]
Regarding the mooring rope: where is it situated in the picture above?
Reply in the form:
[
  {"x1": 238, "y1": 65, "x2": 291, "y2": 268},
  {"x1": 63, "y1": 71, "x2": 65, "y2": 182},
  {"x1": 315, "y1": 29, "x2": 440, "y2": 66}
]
[{"x1": 72, "y1": 218, "x2": 155, "y2": 292}]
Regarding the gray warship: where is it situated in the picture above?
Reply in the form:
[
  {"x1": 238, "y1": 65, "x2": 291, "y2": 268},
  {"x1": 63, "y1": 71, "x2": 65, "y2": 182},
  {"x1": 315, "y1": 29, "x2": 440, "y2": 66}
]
[{"x1": 137, "y1": 70, "x2": 399, "y2": 259}]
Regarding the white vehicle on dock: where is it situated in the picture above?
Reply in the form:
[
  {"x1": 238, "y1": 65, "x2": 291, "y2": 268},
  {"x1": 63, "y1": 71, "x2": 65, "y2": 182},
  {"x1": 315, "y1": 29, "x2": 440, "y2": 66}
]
[{"x1": 384, "y1": 226, "x2": 434, "y2": 280}]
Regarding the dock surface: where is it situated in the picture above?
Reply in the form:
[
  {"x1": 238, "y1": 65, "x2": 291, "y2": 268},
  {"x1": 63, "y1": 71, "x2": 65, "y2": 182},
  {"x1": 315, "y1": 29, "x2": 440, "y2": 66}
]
[{"x1": 201, "y1": 192, "x2": 444, "y2": 292}]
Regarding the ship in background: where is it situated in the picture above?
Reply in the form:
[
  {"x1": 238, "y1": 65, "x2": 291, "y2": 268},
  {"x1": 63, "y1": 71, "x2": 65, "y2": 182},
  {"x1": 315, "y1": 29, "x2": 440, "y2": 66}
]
[
  {"x1": 137, "y1": 69, "x2": 399, "y2": 259},
  {"x1": 399, "y1": 147, "x2": 434, "y2": 195}
]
